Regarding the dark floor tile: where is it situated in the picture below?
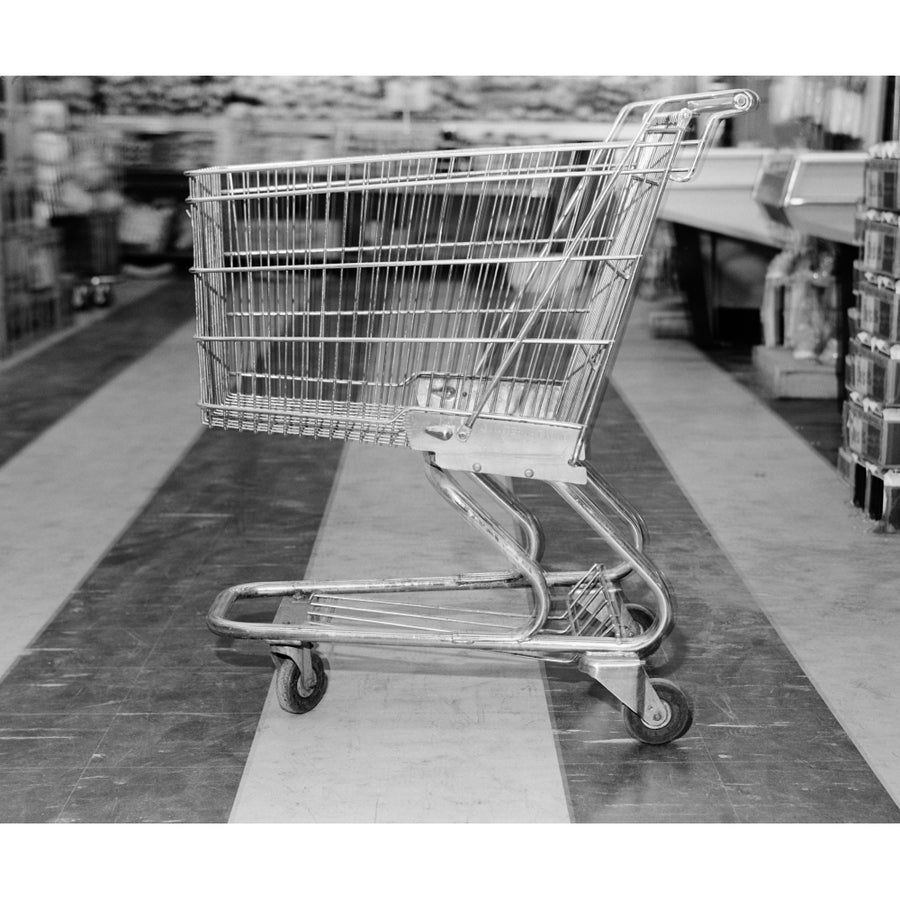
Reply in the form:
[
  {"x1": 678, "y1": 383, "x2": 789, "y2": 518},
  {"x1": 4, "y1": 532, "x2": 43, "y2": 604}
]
[
  {"x1": 715, "y1": 759, "x2": 900, "y2": 821},
  {"x1": 0, "y1": 654, "x2": 142, "y2": 715},
  {"x1": 57, "y1": 766, "x2": 245, "y2": 823},
  {"x1": 139, "y1": 624, "x2": 273, "y2": 671},
  {"x1": 88, "y1": 713, "x2": 260, "y2": 770},
  {"x1": 0, "y1": 768, "x2": 84, "y2": 823},
  {"x1": 730, "y1": 803, "x2": 895, "y2": 824},
  {"x1": 27, "y1": 624, "x2": 162, "y2": 670},
  {"x1": 564, "y1": 759, "x2": 733, "y2": 822},
  {"x1": 121, "y1": 668, "x2": 272, "y2": 715},
  {"x1": 0, "y1": 713, "x2": 112, "y2": 769},
  {"x1": 694, "y1": 708, "x2": 868, "y2": 765},
  {"x1": 577, "y1": 803, "x2": 740, "y2": 824},
  {"x1": 37, "y1": 591, "x2": 175, "y2": 636},
  {"x1": 0, "y1": 280, "x2": 195, "y2": 467}
]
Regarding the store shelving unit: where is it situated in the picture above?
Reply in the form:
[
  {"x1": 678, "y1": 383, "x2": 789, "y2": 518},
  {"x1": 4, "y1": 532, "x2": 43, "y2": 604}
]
[
  {"x1": 0, "y1": 77, "x2": 67, "y2": 359},
  {"x1": 840, "y1": 147, "x2": 900, "y2": 531},
  {"x1": 92, "y1": 115, "x2": 222, "y2": 268}
]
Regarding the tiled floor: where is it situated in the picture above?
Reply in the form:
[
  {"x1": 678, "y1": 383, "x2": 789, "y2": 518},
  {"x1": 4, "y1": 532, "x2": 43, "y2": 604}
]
[
  {"x1": 0, "y1": 276, "x2": 897, "y2": 823},
  {"x1": 705, "y1": 344, "x2": 843, "y2": 468},
  {"x1": 522, "y1": 387, "x2": 896, "y2": 823},
  {"x1": 0, "y1": 278, "x2": 192, "y2": 467},
  {"x1": 0, "y1": 426, "x2": 343, "y2": 823}
]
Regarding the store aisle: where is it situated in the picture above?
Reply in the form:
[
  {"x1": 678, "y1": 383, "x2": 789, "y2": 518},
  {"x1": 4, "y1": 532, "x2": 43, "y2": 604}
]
[
  {"x1": 0, "y1": 281, "x2": 200, "y2": 679},
  {"x1": 614, "y1": 300, "x2": 900, "y2": 806},
  {"x1": 0, "y1": 281, "x2": 898, "y2": 822},
  {"x1": 229, "y1": 445, "x2": 570, "y2": 823}
]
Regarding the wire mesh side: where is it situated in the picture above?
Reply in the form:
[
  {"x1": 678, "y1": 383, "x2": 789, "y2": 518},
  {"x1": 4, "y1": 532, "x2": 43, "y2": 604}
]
[
  {"x1": 564, "y1": 564, "x2": 636, "y2": 639},
  {"x1": 190, "y1": 121, "x2": 690, "y2": 447}
]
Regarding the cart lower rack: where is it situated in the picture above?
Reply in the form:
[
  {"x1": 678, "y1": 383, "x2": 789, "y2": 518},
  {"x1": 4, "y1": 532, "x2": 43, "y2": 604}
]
[{"x1": 188, "y1": 89, "x2": 757, "y2": 744}]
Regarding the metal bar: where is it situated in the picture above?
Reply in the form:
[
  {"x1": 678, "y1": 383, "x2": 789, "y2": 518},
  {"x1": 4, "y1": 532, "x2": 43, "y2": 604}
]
[
  {"x1": 195, "y1": 334, "x2": 614, "y2": 345},
  {"x1": 310, "y1": 602, "x2": 523, "y2": 631},
  {"x1": 310, "y1": 593, "x2": 530, "y2": 619},
  {"x1": 193, "y1": 252, "x2": 638, "y2": 274},
  {"x1": 208, "y1": 580, "x2": 662, "y2": 653},
  {"x1": 551, "y1": 479, "x2": 672, "y2": 655},
  {"x1": 422, "y1": 460, "x2": 551, "y2": 641},
  {"x1": 224, "y1": 305, "x2": 594, "y2": 317}
]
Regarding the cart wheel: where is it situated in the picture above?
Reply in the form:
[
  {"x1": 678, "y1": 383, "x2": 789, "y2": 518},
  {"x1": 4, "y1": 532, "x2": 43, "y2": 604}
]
[
  {"x1": 622, "y1": 678, "x2": 693, "y2": 745},
  {"x1": 71, "y1": 284, "x2": 92, "y2": 311},
  {"x1": 93, "y1": 284, "x2": 114, "y2": 308},
  {"x1": 624, "y1": 602, "x2": 656, "y2": 635},
  {"x1": 274, "y1": 651, "x2": 328, "y2": 715}
]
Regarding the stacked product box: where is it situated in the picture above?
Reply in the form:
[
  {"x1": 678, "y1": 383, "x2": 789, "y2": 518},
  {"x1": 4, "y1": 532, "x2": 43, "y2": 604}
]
[{"x1": 842, "y1": 142, "x2": 900, "y2": 530}]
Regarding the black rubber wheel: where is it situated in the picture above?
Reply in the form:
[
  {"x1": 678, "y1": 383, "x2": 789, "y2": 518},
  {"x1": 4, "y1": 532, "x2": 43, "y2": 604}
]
[
  {"x1": 624, "y1": 602, "x2": 656, "y2": 635},
  {"x1": 274, "y1": 651, "x2": 328, "y2": 714},
  {"x1": 622, "y1": 678, "x2": 693, "y2": 745}
]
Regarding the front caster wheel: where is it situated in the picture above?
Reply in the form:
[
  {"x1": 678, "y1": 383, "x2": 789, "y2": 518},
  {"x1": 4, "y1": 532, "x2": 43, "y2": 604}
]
[
  {"x1": 622, "y1": 678, "x2": 693, "y2": 745},
  {"x1": 274, "y1": 651, "x2": 328, "y2": 714}
]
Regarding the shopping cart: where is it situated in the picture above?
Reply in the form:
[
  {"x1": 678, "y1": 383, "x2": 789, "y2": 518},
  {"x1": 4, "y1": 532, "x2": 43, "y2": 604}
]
[
  {"x1": 38, "y1": 131, "x2": 123, "y2": 310},
  {"x1": 187, "y1": 89, "x2": 757, "y2": 744},
  {"x1": 52, "y1": 211, "x2": 120, "y2": 309}
]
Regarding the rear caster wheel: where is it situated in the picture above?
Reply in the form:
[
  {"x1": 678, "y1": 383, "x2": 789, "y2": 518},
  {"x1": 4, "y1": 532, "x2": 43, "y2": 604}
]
[
  {"x1": 623, "y1": 678, "x2": 693, "y2": 745},
  {"x1": 623, "y1": 602, "x2": 656, "y2": 635},
  {"x1": 274, "y1": 650, "x2": 328, "y2": 714}
]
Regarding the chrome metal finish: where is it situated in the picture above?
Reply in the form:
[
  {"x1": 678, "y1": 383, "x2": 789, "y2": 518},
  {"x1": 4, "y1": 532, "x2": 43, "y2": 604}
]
[
  {"x1": 577, "y1": 653, "x2": 668, "y2": 721},
  {"x1": 192, "y1": 90, "x2": 758, "y2": 731},
  {"x1": 408, "y1": 410, "x2": 587, "y2": 483},
  {"x1": 206, "y1": 454, "x2": 674, "y2": 657},
  {"x1": 189, "y1": 89, "x2": 758, "y2": 477}
]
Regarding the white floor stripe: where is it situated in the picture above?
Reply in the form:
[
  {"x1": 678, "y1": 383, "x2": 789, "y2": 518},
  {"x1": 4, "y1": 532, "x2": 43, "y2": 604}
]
[
  {"x1": 228, "y1": 444, "x2": 571, "y2": 823},
  {"x1": 0, "y1": 320, "x2": 203, "y2": 680},
  {"x1": 613, "y1": 300, "x2": 900, "y2": 804}
]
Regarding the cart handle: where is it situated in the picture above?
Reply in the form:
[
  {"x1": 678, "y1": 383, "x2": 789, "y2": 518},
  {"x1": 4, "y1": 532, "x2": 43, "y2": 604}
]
[
  {"x1": 683, "y1": 90, "x2": 757, "y2": 115},
  {"x1": 607, "y1": 89, "x2": 759, "y2": 184},
  {"x1": 459, "y1": 89, "x2": 758, "y2": 431},
  {"x1": 607, "y1": 88, "x2": 758, "y2": 140},
  {"x1": 673, "y1": 90, "x2": 759, "y2": 183}
]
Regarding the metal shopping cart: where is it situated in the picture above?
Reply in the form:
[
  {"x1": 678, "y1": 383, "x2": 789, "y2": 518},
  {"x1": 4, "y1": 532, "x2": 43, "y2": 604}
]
[
  {"x1": 52, "y1": 211, "x2": 120, "y2": 309},
  {"x1": 38, "y1": 130, "x2": 123, "y2": 310},
  {"x1": 187, "y1": 89, "x2": 757, "y2": 744}
]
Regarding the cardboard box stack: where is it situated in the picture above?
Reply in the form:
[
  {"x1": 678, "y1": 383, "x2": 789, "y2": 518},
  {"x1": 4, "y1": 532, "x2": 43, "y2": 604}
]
[{"x1": 840, "y1": 142, "x2": 900, "y2": 531}]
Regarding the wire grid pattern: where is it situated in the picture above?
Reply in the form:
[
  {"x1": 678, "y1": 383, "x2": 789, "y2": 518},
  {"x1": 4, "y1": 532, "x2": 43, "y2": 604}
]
[
  {"x1": 189, "y1": 120, "x2": 688, "y2": 448},
  {"x1": 302, "y1": 567, "x2": 633, "y2": 639}
]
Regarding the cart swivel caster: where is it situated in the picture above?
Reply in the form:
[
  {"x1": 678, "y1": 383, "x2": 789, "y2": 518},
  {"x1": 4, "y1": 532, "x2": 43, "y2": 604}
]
[
  {"x1": 273, "y1": 647, "x2": 328, "y2": 714},
  {"x1": 622, "y1": 678, "x2": 693, "y2": 745}
]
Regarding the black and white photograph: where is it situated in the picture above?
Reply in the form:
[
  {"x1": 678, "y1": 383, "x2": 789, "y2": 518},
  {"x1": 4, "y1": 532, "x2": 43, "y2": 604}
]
[{"x1": 0, "y1": 4, "x2": 896, "y2": 895}]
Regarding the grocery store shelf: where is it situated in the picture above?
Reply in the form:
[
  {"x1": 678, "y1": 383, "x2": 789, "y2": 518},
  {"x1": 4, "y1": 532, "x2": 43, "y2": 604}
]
[
  {"x1": 754, "y1": 150, "x2": 867, "y2": 246},
  {"x1": 661, "y1": 148, "x2": 789, "y2": 248}
]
